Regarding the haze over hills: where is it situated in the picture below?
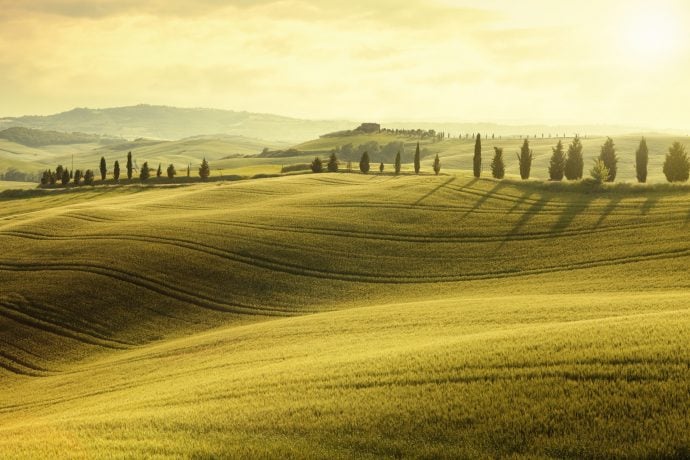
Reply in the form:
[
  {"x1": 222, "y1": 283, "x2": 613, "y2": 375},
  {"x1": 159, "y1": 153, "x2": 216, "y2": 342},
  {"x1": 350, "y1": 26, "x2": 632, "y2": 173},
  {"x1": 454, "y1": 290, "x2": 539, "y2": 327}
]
[
  {"x1": 0, "y1": 105, "x2": 355, "y2": 143},
  {"x1": 1, "y1": 105, "x2": 680, "y2": 146}
]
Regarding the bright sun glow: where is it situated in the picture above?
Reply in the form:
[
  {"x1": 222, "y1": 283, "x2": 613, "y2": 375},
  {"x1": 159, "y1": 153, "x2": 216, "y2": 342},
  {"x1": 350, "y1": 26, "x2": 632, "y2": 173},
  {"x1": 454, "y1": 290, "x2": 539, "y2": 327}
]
[{"x1": 622, "y1": 8, "x2": 680, "y2": 60}]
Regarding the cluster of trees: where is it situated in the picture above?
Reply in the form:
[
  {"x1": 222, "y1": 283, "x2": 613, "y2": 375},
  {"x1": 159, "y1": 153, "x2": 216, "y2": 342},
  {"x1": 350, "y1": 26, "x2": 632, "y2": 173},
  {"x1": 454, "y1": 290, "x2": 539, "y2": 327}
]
[
  {"x1": 311, "y1": 143, "x2": 442, "y2": 176},
  {"x1": 475, "y1": 134, "x2": 690, "y2": 184},
  {"x1": 40, "y1": 152, "x2": 212, "y2": 187},
  {"x1": 331, "y1": 141, "x2": 431, "y2": 163},
  {"x1": 379, "y1": 128, "x2": 446, "y2": 141}
]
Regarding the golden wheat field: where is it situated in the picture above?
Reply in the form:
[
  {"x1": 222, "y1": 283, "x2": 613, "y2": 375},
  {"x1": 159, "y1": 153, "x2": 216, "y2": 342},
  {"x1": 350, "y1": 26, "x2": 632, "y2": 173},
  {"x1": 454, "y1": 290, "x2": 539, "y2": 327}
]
[{"x1": 1, "y1": 173, "x2": 689, "y2": 458}]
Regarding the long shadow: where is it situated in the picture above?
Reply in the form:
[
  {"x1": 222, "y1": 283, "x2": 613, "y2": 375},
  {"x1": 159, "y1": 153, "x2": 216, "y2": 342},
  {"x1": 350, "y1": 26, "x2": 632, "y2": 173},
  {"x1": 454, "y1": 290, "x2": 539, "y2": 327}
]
[
  {"x1": 460, "y1": 180, "x2": 509, "y2": 219},
  {"x1": 594, "y1": 196, "x2": 623, "y2": 229},
  {"x1": 550, "y1": 195, "x2": 593, "y2": 235},
  {"x1": 640, "y1": 195, "x2": 659, "y2": 216},
  {"x1": 499, "y1": 194, "x2": 549, "y2": 249},
  {"x1": 507, "y1": 189, "x2": 536, "y2": 215},
  {"x1": 413, "y1": 176, "x2": 456, "y2": 206}
]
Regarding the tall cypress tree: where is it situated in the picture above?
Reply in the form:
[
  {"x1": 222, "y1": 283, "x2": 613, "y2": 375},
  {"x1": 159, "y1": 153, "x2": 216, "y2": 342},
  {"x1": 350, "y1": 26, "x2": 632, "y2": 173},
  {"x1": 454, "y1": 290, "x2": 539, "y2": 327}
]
[
  {"x1": 636, "y1": 137, "x2": 649, "y2": 183},
  {"x1": 140, "y1": 162, "x2": 150, "y2": 181},
  {"x1": 360, "y1": 151, "x2": 370, "y2": 174},
  {"x1": 491, "y1": 147, "x2": 505, "y2": 179},
  {"x1": 156, "y1": 163, "x2": 163, "y2": 178},
  {"x1": 473, "y1": 134, "x2": 482, "y2": 178},
  {"x1": 199, "y1": 158, "x2": 210, "y2": 180},
  {"x1": 548, "y1": 140, "x2": 566, "y2": 181},
  {"x1": 517, "y1": 138, "x2": 533, "y2": 180},
  {"x1": 99, "y1": 157, "x2": 107, "y2": 181},
  {"x1": 113, "y1": 160, "x2": 120, "y2": 182},
  {"x1": 414, "y1": 143, "x2": 421, "y2": 174},
  {"x1": 564, "y1": 136, "x2": 584, "y2": 180},
  {"x1": 599, "y1": 137, "x2": 618, "y2": 182},
  {"x1": 433, "y1": 154, "x2": 441, "y2": 175},
  {"x1": 394, "y1": 151, "x2": 401, "y2": 175},
  {"x1": 327, "y1": 152, "x2": 339, "y2": 172},
  {"x1": 663, "y1": 142, "x2": 690, "y2": 183},
  {"x1": 126, "y1": 151, "x2": 133, "y2": 180}
]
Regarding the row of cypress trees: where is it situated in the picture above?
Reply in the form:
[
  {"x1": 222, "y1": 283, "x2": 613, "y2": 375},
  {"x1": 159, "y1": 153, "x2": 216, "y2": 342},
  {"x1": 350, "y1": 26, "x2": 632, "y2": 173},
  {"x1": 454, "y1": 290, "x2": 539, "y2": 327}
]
[
  {"x1": 311, "y1": 142, "x2": 442, "y2": 176},
  {"x1": 474, "y1": 134, "x2": 690, "y2": 183},
  {"x1": 41, "y1": 152, "x2": 213, "y2": 187}
]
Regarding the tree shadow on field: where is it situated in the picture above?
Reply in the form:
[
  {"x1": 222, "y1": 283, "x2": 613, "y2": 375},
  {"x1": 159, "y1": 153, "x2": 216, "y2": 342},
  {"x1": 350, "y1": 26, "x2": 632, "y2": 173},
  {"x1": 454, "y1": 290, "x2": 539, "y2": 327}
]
[
  {"x1": 550, "y1": 195, "x2": 592, "y2": 235},
  {"x1": 499, "y1": 193, "x2": 549, "y2": 249},
  {"x1": 413, "y1": 176, "x2": 456, "y2": 206},
  {"x1": 640, "y1": 195, "x2": 659, "y2": 216},
  {"x1": 594, "y1": 196, "x2": 623, "y2": 229},
  {"x1": 460, "y1": 180, "x2": 509, "y2": 219}
]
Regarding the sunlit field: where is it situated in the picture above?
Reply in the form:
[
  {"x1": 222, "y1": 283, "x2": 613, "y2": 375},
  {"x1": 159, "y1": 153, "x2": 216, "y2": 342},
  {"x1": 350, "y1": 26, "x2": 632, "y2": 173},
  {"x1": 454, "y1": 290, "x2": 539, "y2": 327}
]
[{"x1": 2, "y1": 173, "x2": 690, "y2": 458}]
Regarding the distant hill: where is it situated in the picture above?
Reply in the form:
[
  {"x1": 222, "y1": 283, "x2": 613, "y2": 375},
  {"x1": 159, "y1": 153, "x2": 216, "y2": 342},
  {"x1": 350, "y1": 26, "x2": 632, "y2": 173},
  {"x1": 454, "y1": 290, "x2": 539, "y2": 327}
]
[
  {"x1": 0, "y1": 105, "x2": 355, "y2": 143},
  {"x1": 0, "y1": 127, "x2": 121, "y2": 148}
]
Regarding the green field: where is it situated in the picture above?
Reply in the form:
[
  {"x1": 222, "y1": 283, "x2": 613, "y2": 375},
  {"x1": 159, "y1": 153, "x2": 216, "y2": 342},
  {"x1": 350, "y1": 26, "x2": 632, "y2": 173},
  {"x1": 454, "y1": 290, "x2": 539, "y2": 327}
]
[{"x1": 1, "y1": 173, "x2": 689, "y2": 458}]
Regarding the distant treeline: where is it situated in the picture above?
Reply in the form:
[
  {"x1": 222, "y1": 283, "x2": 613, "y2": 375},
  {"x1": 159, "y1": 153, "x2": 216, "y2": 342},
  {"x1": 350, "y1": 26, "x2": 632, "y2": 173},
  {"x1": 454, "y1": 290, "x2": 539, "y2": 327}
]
[
  {"x1": 261, "y1": 141, "x2": 432, "y2": 163},
  {"x1": 310, "y1": 142, "x2": 441, "y2": 177},
  {"x1": 0, "y1": 127, "x2": 122, "y2": 148},
  {"x1": 39, "y1": 152, "x2": 215, "y2": 187},
  {"x1": 1, "y1": 167, "x2": 38, "y2": 183}
]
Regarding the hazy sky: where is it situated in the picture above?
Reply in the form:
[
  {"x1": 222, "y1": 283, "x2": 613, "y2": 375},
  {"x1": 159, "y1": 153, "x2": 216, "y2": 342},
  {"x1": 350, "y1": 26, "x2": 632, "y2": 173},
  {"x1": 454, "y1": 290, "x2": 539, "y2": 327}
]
[{"x1": 2, "y1": 0, "x2": 689, "y2": 129}]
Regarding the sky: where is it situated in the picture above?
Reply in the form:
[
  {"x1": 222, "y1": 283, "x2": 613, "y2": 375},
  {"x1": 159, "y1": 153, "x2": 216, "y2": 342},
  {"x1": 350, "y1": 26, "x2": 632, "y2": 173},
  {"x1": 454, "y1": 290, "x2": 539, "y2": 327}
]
[{"x1": 1, "y1": 0, "x2": 690, "y2": 129}]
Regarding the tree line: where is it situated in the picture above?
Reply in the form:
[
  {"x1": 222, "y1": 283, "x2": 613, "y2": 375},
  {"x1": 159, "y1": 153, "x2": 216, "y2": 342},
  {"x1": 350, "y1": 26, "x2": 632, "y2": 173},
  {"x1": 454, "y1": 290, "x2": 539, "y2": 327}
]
[
  {"x1": 473, "y1": 135, "x2": 689, "y2": 183},
  {"x1": 40, "y1": 152, "x2": 212, "y2": 187},
  {"x1": 310, "y1": 142, "x2": 442, "y2": 176}
]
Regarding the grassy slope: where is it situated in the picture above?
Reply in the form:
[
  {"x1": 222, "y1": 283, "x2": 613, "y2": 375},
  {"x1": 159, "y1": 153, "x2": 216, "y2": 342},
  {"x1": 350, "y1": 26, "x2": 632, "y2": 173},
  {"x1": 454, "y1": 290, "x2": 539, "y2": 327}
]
[
  {"x1": 0, "y1": 136, "x2": 287, "y2": 180},
  {"x1": 1, "y1": 173, "x2": 690, "y2": 458}
]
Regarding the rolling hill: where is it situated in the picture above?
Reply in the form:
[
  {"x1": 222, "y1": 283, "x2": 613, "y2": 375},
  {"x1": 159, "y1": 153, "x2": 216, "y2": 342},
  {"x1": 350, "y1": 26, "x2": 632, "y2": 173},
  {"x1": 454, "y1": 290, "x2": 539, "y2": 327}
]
[
  {"x1": 0, "y1": 105, "x2": 355, "y2": 143},
  {"x1": 1, "y1": 173, "x2": 689, "y2": 458}
]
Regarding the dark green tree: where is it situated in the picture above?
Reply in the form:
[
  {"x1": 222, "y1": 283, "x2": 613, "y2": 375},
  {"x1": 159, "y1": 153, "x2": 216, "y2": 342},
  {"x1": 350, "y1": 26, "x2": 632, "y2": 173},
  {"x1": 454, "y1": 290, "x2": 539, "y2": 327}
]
[
  {"x1": 517, "y1": 139, "x2": 533, "y2": 180},
  {"x1": 599, "y1": 137, "x2": 618, "y2": 182},
  {"x1": 167, "y1": 164, "x2": 176, "y2": 179},
  {"x1": 473, "y1": 134, "x2": 482, "y2": 178},
  {"x1": 48, "y1": 170, "x2": 57, "y2": 185},
  {"x1": 433, "y1": 154, "x2": 441, "y2": 175},
  {"x1": 663, "y1": 142, "x2": 690, "y2": 183},
  {"x1": 199, "y1": 158, "x2": 210, "y2": 180},
  {"x1": 140, "y1": 162, "x2": 150, "y2": 181},
  {"x1": 327, "y1": 152, "x2": 339, "y2": 172},
  {"x1": 394, "y1": 151, "x2": 401, "y2": 175},
  {"x1": 74, "y1": 169, "x2": 82, "y2": 185},
  {"x1": 636, "y1": 137, "x2": 649, "y2": 183},
  {"x1": 126, "y1": 151, "x2": 133, "y2": 180},
  {"x1": 414, "y1": 142, "x2": 421, "y2": 174},
  {"x1": 61, "y1": 169, "x2": 70, "y2": 185},
  {"x1": 83, "y1": 169, "x2": 95, "y2": 185},
  {"x1": 187, "y1": 164, "x2": 191, "y2": 177},
  {"x1": 491, "y1": 147, "x2": 505, "y2": 179},
  {"x1": 55, "y1": 165, "x2": 64, "y2": 180},
  {"x1": 548, "y1": 140, "x2": 566, "y2": 181},
  {"x1": 113, "y1": 161, "x2": 120, "y2": 182},
  {"x1": 156, "y1": 163, "x2": 162, "y2": 178},
  {"x1": 311, "y1": 157, "x2": 323, "y2": 173},
  {"x1": 360, "y1": 151, "x2": 370, "y2": 174},
  {"x1": 564, "y1": 136, "x2": 584, "y2": 180},
  {"x1": 99, "y1": 157, "x2": 107, "y2": 181},
  {"x1": 379, "y1": 162, "x2": 385, "y2": 174}
]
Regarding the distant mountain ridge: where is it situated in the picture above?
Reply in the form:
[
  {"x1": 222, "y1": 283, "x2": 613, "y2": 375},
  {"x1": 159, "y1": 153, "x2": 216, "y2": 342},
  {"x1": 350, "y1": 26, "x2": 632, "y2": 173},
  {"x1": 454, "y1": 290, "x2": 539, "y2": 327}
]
[{"x1": 0, "y1": 105, "x2": 355, "y2": 143}]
